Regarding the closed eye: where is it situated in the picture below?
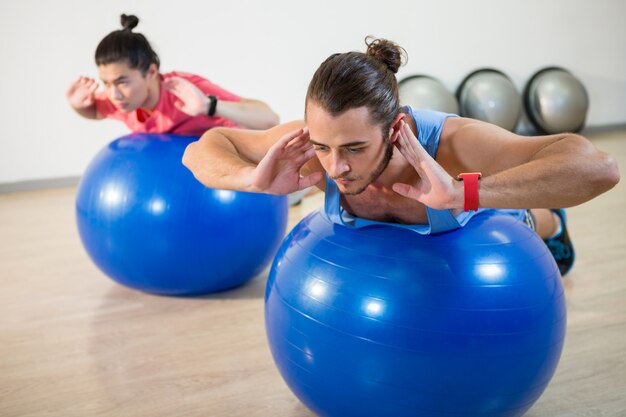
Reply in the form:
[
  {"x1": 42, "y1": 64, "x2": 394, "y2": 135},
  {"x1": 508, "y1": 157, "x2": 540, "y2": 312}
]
[{"x1": 345, "y1": 147, "x2": 363, "y2": 154}]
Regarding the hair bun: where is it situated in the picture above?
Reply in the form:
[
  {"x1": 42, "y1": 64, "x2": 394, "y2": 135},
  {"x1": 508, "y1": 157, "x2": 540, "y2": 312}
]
[
  {"x1": 365, "y1": 37, "x2": 405, "y2": 74},
  {"x1": 120, "y1": 14, "x2": 139, "y2": 31}
]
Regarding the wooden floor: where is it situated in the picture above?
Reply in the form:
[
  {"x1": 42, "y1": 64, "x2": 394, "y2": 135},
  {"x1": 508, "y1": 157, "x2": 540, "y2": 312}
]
[{"x1": 1, "y1": 130, "x2": 625, "y2": 417}]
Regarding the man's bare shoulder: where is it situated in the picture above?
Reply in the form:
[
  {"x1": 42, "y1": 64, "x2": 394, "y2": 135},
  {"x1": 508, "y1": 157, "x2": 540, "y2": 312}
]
[{"x1": 272, "y1": 120, "x2": 306, "y2": 135}]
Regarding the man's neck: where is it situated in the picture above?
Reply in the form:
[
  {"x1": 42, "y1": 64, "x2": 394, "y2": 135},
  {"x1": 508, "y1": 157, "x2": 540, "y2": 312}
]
[
  {"x1": 368, "y1": 149, "x2": 418, "y2": 194},
  {"x1": 140, "y1": 76, "x2": 161, "y2": 112}
]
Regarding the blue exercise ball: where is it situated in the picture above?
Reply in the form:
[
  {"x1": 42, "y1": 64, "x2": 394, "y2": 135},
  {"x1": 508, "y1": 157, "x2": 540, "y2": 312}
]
[
  {"x1": 76, "y1": 133, "x2": 287, "y2": 295},
  {"x1": 265, "y1": 209, "x2": 565, "y2": 417}
]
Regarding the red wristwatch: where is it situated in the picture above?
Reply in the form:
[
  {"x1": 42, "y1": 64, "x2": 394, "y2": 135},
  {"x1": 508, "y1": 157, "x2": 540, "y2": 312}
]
[{"x1": 457, "y1": 172, "x2": 482, "y2": 212}]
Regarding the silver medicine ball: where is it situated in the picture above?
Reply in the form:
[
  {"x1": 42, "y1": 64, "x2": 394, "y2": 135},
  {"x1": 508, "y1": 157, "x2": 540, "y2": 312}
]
[
  {"x1": 398, "y1": 75, "x2": 459, "y2": 114},
  {"x1": 524, "y1": 67, "x2": 589, "y2": 134},
  {"x1": 456, "y1": 68, "x2": 522, "y2": 132}
]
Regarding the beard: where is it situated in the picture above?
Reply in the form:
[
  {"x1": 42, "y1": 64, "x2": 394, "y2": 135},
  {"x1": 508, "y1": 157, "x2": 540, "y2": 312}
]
[{"x1": 338, "y1": 138, "x2": 394, "y2": 196}]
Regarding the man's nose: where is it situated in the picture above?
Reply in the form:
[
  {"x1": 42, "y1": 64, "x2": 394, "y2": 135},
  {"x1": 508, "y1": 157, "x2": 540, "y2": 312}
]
[
  {"x1": 328, "y1": 151, "x2": 350, "y2": 178},
  {"x1": 109, "y1": 85, "x2": 123, "y2": 100}
]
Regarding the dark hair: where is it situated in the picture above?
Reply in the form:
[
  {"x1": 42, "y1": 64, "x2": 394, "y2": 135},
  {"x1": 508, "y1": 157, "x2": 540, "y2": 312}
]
[
  {"x1": 95, "y1": 14, "x2": 160, "y2": 73},
  {"x1": 305, "y1": 37, "x2": 406, "y2": 135}
]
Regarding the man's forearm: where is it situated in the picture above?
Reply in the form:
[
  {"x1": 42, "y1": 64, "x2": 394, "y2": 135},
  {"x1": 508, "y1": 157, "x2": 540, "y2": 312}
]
[
  {"x1": 70, "y1": 103, "x2": 99, "y2": 120},
  {"x1": 476, "y1": 135, "x2": 619, "y2": 209},
  {"x1": 215, "y1": 100, "x2": 279, "y2": 130}
]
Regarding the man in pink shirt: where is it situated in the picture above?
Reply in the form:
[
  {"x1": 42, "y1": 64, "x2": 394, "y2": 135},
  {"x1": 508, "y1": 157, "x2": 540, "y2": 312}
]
[{"x1": 66, "y1": 14, "x2": 279, "y2": 135}]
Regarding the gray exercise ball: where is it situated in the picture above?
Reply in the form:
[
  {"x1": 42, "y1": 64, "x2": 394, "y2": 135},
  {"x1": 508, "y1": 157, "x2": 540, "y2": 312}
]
[
  {"x1": 456, "y1": 69, "x2": 522, "y2": 131},
  {"x1": 398, "y1": 75, "x2": 459, "y2": 114},
  {"x1": 524, "y1": 67, "x2": 589, "y2": 134}
]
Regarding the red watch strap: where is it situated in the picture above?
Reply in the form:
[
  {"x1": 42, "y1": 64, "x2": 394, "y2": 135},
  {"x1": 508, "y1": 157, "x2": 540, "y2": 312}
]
[{"x1": 457, "y1": 172, "x2": 482, "y2": 212}]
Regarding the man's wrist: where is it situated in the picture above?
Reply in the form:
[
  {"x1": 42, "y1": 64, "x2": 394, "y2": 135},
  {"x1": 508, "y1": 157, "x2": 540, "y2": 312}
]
[
  {"x1": 451, "y1": 179, "x2": 466, "y2": 211},
  {"x1": 456, "y1": 172, "x2": 482, "y2": 211},
  {"x1": 240, "y1": 165, "x2": 263, "y2": 193},
  {"x1": 73, "y1": 102, "x2": 98, "y2": 119}
]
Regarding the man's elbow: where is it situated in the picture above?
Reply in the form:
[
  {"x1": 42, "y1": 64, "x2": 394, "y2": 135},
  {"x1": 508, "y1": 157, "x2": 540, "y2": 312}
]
[
  {"x1": 182, "y1": 140, "x2": 200, "y2": 173},
  {"x1": 570, "y1": 134, "x2": 620, "y2": 194},
  {"x1": 260, "y1": 112, "x2": 280, "y2": 129},
  {"x1": 590, "y1": 150, "x2": 620, "y2": 194},
  {"x1": 600, "y1": 153, "x2": 620, "y2": 190}
]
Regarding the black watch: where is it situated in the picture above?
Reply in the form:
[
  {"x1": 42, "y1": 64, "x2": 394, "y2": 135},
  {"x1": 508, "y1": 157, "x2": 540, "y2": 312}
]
[{"x1": 206, "y1": 95, "x2": 218, "y2": 117}]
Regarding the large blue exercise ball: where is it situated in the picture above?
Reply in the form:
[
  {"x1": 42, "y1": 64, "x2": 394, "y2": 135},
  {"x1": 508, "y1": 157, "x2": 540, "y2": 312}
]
[
  {"x1": 76, "y1": 134, "x2": 287, "y2": 295},
  {"x1": 265, "y1": 209, "x2": 565, "y2": 417}
]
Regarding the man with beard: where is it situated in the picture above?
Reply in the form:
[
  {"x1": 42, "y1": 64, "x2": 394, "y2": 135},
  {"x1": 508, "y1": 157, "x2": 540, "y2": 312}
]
[{"x1": 182, "y1": 38, "x2": 620, "y2": 276}]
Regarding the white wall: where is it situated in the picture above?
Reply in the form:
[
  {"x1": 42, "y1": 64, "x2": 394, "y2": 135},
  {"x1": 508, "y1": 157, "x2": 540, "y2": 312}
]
[{"x1": 1, "y1": 0, "x2": 625, "y2": 184}]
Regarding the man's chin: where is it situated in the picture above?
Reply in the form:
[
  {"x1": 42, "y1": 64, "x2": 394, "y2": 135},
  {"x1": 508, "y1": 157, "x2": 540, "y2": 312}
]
[{"x1": 338, "y1": 182, "x2": 367, "y2": 196}]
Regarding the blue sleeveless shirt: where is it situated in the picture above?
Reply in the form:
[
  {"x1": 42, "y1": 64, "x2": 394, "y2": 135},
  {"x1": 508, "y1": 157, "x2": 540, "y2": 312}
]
[{"x1": 323, "y1": 107, "x2": 526, "y2": 234}]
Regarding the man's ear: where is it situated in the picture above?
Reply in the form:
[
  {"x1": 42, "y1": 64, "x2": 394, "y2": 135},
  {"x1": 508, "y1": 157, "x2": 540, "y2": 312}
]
[
  {"x1": 146, "y1": 63, "x2": 159, "y2": 80},
  {"x1": 389, "y1": 112, "x2": 406, "y2": 143}
]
